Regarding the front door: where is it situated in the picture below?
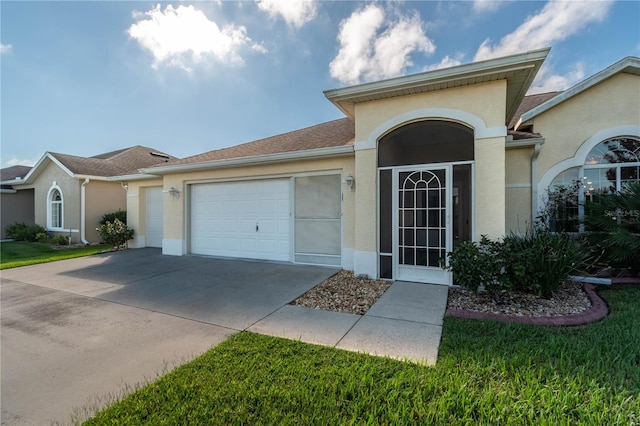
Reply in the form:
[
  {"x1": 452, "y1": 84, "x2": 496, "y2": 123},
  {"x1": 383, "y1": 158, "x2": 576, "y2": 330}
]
[{"x1": 394, "y1": 166, "x2": 451, "y2": 284}]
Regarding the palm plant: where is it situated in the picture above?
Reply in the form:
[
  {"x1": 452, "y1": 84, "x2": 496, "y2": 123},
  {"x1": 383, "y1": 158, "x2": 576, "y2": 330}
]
[{"x1": 584, "y1": 182, "x2": 640, "y2": 269}]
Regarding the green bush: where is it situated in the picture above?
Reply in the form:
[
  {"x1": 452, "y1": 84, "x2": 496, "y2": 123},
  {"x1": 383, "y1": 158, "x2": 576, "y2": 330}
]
[
  {"x1": 35, "y1": 232, "x2": 48, "y2": 242},
  {"x1": 51, "y1": 235, "x2": 70, "y2": 245},
  {"x1": 584, "y1": 183, "x2": 640, "y2": 269},
  {"x1": 501, "y1": 230, "x2": 591, "y2": 297},
  {"x1": 443, "y1": 236, "x2": 507, "y2": 294},
  {"x1": 4, "y1": 222, "x2": 47, "y2": 242},
  {"x1": 97, "y1": 218, "x2": 134, "y2": 249},
  {"x1": 99, "y1": 209, "x2": 127, "y2": 226},
  {"x1": 446, "y1": 230, "x2": 591, "y2": 298}
]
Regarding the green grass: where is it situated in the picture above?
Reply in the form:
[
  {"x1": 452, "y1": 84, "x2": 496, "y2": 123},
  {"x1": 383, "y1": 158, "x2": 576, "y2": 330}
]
[
  {"x1": 0, "y1": 241, "x2": 112, "y2": 269},
  {"x1": 83, "y1": 285, "x2": 639, "y2": 425}
]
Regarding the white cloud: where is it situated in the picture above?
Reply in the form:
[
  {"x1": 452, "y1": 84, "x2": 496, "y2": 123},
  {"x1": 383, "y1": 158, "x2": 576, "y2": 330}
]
[
  {"x1": 1, "y1": 43, "x2": 12, "y2": 53},
  {"x1": 128, "y1": 4, "x2": 265, "y2": 71},
  {"x1": 5, "y1": 157, "x2": 35, "y2": 167},
  {"x1": 256, "y1": 0, "x2": 318, "y2": 28},
  {"x1": 474, "y1": 0, "x2": 613, "y2": 61},
  {"x1": 330, "y1": 5, "x2": 435, "y2": 84},
  {"x1": 472, "y1": 0, "x2": 504, "y2": 13},
  {"x1": 424, "y1": 53, "x2": 465, "y2": 71},
  {"x1": 528, "y1": 62, "x2": 585, "y2": 94}
]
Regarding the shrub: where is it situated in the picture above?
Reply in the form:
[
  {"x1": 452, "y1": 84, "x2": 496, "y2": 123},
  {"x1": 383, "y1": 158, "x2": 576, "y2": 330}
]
[
  {"x1": 584, "y1": 183, "x2": 640, "y2": 269},
  {"x1": 444, "y1": 236, "x2": 509, "y2": 295},
  {"x1": 35, "y1": 232, "x2": 48, "y2": 242},
  {"x1": 4, "y1": 222, "x2": 47, "y2": 242},
  {"x1": 100, "y1": 209, "x2": 127, "y2": 226},
  {"x1": 445, "y1": 230, "x2": 591, "y2": 298},
  {"x1": 501, "y1": 230, "x2": 591, "y2": 298},
  {"x1": 97, "y1": 219, "x2": 134, "y2": 249},
  {"x1": 51, "y1": 235, "x2": 70, "y2": 245}
]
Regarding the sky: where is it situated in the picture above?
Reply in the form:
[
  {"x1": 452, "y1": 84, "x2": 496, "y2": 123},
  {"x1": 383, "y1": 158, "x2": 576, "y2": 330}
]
[{"x1": 1, "y1": 0, "x2": 639, "y2": 168}]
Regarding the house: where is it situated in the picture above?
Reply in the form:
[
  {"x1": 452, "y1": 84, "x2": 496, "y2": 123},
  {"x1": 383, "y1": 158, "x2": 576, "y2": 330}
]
[
  {"x1": 115, "y1": 49, "x2": 640, "y2": 285},
  {"x1": 1, "y1": 165, "x2": 35, "y2": 239},
  {"x1": 2, "y1": 146, "x2": 176, "y2": 243}
]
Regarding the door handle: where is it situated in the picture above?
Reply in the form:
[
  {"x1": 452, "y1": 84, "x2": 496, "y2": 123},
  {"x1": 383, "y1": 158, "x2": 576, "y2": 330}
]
[{"x1": 256, "y1": 223, "x2": 259, "y2": 232}]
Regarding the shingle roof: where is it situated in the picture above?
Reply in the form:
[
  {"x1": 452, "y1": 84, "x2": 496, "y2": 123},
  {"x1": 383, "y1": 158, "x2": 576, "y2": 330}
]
[
  {"x1": 508, "y1": 129, "x2": 543, "y2": 140},
  {"x1": 50, "y1": 146, "x2": 177, "y2": 177},
  {"x1": 508, "y1": 91, "x2": 562, "y2": 130},
  {"x1": 0, "y1": 165, "x2": 32, "y2": 181},
  {"x1": 161, "y1": 118, "x2": 355, "y2": 167}
]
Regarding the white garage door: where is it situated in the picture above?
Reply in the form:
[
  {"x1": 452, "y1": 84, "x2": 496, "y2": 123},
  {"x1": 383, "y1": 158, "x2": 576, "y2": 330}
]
[
  {"x1": 145, "y1": 187, "x2": 163, "y2": 248},
  {"x1": 190, "y1": 179, "x2": 291, "y2": 261}
]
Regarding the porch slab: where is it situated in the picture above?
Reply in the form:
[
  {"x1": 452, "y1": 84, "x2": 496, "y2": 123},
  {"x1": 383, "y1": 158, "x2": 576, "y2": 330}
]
[{"x1": 365, "y1": 281, "x2": 448, "y2": 326}]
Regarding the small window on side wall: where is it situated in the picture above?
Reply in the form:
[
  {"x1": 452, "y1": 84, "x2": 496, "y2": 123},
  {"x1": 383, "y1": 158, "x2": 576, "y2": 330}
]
[{"x1": 49, "y1": 188, "x2": 63, "y2": 229}]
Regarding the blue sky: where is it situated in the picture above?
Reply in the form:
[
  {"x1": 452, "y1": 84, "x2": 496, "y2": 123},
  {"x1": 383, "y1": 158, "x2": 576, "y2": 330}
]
[{"x1": 1, "y1": 0, "x2": 639, "y2": 168}]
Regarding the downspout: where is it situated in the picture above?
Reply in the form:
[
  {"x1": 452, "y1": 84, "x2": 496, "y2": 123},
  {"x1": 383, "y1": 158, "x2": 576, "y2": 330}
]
[{"x1": 81, "y1": 178, "x2": 90, "y2": 245}]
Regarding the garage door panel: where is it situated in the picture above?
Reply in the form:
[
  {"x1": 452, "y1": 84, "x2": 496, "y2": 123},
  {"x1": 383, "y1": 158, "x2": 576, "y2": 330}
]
[{"x1": 190, "y1": 179, "x2": 291, "y2": 261}]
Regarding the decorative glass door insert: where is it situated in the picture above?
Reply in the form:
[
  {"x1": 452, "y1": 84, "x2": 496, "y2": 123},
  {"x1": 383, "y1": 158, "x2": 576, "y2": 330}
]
[{"x1": 396, "y1": 167, "x2": 450, "y2": 284}]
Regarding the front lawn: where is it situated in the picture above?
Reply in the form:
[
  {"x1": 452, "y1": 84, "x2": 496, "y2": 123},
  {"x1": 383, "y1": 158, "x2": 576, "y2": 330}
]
[
  {"x1": 84, "y1": 285, "x2": 639, "y2": 425},
  {"x1": 0, "y1": 241, "x2": 112, "y2": 269}
]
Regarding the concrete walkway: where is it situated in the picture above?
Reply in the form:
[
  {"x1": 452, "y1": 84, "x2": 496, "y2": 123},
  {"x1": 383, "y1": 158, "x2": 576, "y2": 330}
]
[
  {"x1": 250, "y1": 281, "x2": 448, "y2": 364},
  {"x1": 1, "y1": 249, "x2": 447, "y2": 424}
]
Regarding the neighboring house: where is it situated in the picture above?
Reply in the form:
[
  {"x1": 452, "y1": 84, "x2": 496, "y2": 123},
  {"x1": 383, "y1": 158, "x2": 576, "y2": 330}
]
[
  {"x1": 115, "y1": 49, "x2": 639, "y2": 285},
  {"x1": 4, "y1": 146, "x2": 176, "y2": 244},
  {"x1": 1, "y1": 165, "x2": 35, "y2": 239}
]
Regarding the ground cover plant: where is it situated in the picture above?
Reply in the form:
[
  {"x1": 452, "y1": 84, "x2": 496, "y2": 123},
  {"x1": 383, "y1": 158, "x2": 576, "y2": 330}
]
[
  {"x1": 0, "y1": 241, "x2": 111, "y2": 269},
  {"x1": 83, "y1": 285, "x2": 639, "y2": 425}
]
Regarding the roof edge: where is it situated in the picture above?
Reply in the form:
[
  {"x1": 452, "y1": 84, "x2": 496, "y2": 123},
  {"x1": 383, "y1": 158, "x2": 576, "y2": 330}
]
[
  {"x1": 325, "y1": 48, "x2": 550, "y2": 119},
  {"x1": 139, "y1": 145, "x2": 355, "y2": 176},
  {"x1": 109, "y1": 173, "x2": 165, "y2": 182},
  {"x1": 519, "y1": 56, "x2": 640, "y2": 126}
]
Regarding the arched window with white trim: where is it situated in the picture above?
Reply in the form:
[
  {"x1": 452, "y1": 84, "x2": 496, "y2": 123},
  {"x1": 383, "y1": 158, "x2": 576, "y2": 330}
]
[
  {"x1": 48, "y1": 186, "x2": 64, "y2": 229},
  {"x1": 546, "y1": 137, "x2": 640, "y2": 231}
]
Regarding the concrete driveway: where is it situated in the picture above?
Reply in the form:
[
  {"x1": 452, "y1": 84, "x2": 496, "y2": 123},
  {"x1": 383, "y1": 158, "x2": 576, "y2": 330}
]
[{"x1": 1, "y1": 248, "x2": 337, "y2": 425}]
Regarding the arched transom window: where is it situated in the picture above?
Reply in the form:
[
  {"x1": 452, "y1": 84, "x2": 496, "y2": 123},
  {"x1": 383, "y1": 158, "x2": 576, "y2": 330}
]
[
  {"x1": 547, "y1": 137, "x2": 640, "y2": 231},
  {"x1": 49, "y1": 188, "x2": 63, "y2": 229}
]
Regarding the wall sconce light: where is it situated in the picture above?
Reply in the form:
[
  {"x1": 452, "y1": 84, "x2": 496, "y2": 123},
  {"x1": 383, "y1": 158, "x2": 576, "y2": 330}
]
[
  {"x1": 166, "y1": 186, "x2": 181, "y2": 199},
  {"x1": 343, "y1": 175, "x2": 355, "y2": 192}
]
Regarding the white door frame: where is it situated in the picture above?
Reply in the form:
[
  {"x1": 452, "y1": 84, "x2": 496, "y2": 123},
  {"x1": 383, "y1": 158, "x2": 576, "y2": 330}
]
[{"x1": 392, "y1": 164, "x2": 453, "y2": 285}]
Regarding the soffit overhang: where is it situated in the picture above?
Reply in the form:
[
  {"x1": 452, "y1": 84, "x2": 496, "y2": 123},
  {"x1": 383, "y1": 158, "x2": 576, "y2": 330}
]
[{"x1": 324, "y1": 48, "x2": 550, "y2": 126}]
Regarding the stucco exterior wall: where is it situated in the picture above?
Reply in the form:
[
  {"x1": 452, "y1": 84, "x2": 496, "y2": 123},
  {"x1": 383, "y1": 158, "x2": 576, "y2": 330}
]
[
  {"x1": 505, "y1": 188, "x2": 532, "y2": 232},
  {"x1": 474, "y1": 136, "x2": 506, "y2": 239},
  {"x1": 1, "y1": 189, "x2": 34, "y2": 238},
  {"x1": 505, "y1": 147, "x2": 534, "y2": 231},
  {"x1": 125, "y1": 179, "x2": 164, "y2": 248},
  {"x1": 85, "y1": 180, "x2": 126, "y2": 243},
  {"x1": 30, "y1": 161, "x2": 81, "y2": 242},
  {"x1": 355, "y1": 80, "x2": 508, "y2": 140},
  {"x1": 535, "y1": 73, "x2": 640, "y2": 181}
]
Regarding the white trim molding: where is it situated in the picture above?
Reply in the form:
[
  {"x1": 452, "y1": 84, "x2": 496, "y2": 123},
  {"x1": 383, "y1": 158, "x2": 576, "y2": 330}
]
[
  {"x1": 46, "y1": 183, "x2": 64, "y2": 231},
  {"x1": 353, "y1": 250, "x2": 377, "y2": 279},
  {"x1": 356, "y1": 108, "x2": 507, "y2": 152},
  {"x1": 538, "y1": 125, "x2": 640, "y2": 191},
  {"x1": 341, "y1": 247, "x2": 355, "y2": 271},
  {"x1": 162, "y1": 239, "x2": 184, "y2": 256},
  {"x1": 130, "y1": 235, "x2": 146, "y2": 249}
]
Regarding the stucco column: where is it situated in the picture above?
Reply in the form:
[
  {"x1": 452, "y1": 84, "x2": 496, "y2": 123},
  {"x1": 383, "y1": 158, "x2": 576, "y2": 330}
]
[
  {"x1": 162, "y1": 175, "x2": 185, "y2": 255},
  {"x1": 474, "y1": 136, "x2": 506, "y2": 239},
  {"x1": 353, "y1": 148, "x2": 378, "y2": 278}
]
